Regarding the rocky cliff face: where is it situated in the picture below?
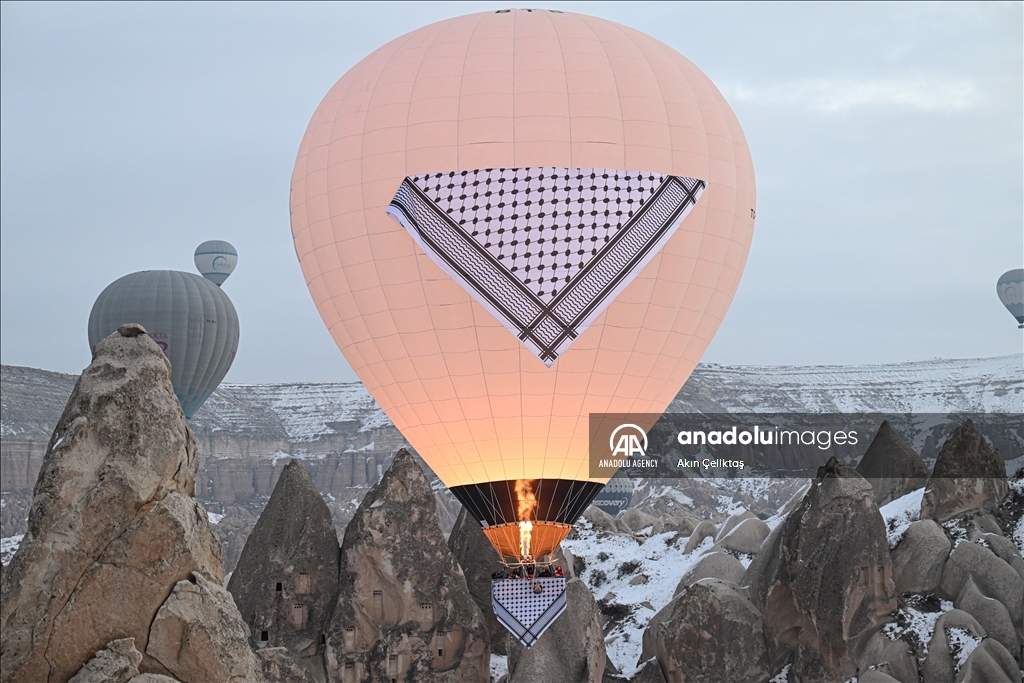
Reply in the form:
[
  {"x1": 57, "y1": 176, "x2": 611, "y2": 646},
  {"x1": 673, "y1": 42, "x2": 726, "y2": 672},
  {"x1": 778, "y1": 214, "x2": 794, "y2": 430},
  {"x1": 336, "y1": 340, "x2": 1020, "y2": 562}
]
[
  {"x1": 922, "y1": 419, "x2": 1009, "y2": 523},
  {"x1": 745, "y1": 458, "x2": 896, "y2": 682},
  {"x1": 0, "y1": 324, "x2": 262, "y2": 683},
  {"x1": 447, "y1": 508, "x2": 506, "y2": 656},
  {"x1": 324, "y1": 450, "x2": 489, "y2": 682},
  {"x1": 228, "y1": 459, "x2": 340, "y2": 681}
]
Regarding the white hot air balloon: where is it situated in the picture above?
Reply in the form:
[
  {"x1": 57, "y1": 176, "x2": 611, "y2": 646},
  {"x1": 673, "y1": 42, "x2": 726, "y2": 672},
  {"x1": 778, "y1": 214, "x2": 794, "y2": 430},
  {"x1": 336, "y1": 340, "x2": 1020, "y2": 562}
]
[{"x1": 194, "y1": 240, "x2": 238, "y2": 286}]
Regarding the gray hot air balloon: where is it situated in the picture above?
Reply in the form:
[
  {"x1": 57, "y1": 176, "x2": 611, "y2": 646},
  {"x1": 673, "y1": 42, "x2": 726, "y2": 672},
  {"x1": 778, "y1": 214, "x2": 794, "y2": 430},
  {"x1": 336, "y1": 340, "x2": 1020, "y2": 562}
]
[
  {"x1": 194, "y1": 240, "x2": 237, "y2": 286},
  {"x1": 88, "y1": 251, "x2": 240, "y2": 418},
  {"x1": 997, "y1": 269, "x2": 1024, "y2": 328}
]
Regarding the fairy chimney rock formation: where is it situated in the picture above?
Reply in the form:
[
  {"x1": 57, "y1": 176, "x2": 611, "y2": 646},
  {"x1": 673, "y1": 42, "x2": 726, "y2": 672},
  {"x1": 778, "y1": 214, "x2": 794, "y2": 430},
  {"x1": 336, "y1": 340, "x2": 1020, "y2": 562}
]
[
  {"x1": 745, "y1": 457, "x2": 896, "y2": 682},
  {"x1": 323, "y1": 449, "x2": 489, "y2": 682},
  {"x1": 447, "y1": 507, "x2": 505, "y2": 655},
  {"x1": 0, "y1": 324, "x2": 260, "y2": 683},
  {"x1": 855, "y1": 420, "x2": 929, "y2": 506},
  {"x1": 227, "y1": 459, "x2": 340, "y2": 679},
  {"x1": 505, "y1": 578, "x2": 606, "y2": 683},
  {"x1": 921, "y1": 419, "x2": 1009, "y2": 523}
]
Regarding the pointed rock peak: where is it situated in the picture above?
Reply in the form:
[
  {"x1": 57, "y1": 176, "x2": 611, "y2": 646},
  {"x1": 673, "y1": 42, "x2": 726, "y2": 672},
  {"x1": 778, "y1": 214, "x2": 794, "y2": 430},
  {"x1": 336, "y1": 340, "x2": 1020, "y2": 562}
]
[
  {"x1": 815, "y1": 456, "x2": 858, "y2": 481},
  {"x1": 931, "y1": 419, "x2": 1004, "y2": 479},
  {"x1": 326, "y1": 448, "x2": 489, "y2": 681},
  {"x1": 857, "y1": 421, "x2": 927, "y2": 477},
  {"x1": 921, "y1": 419, "x2": 1008, "y2": 522},
  {"x1": 813, "y1": 457, "x2": 873, "y2": 508},
  {"x1": 362, "y1": 448, "x2": 432, "y2": 508},
  {"x1": 227, "y1": 458, "x2": 338, "y2": 677},
  {"x1": 856, "y1": 421, "x2": 929, "y2": 506},
  {"x1": 272, "y1": 458, "x2": 321, "y2": 500},
  {"x1": 0, "y1": 322, "x2": 223, "y2": 682}
]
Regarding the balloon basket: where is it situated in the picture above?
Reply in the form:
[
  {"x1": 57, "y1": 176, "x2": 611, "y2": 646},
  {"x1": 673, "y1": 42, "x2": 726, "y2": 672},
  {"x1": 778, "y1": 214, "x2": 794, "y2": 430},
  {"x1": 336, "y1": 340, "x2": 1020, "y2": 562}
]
[{"x1": 492, "y1": 576, "x2": 567, "y2": 648}]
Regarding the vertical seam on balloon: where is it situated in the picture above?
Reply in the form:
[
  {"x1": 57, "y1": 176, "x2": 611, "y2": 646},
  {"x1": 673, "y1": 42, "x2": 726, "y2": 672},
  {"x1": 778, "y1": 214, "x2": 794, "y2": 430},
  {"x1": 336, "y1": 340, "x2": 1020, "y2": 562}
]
[
  {"x1": 342, "y1": 30, "x2": 428, "y2": 433},
  {"x1": 511, "y1": 10, "x2": 528, "y2": 486},
  {"x1": 592, "y1": 23, "x2": 675, "y2": 424},
  {"x1": 188, "y1": 277, "x2": 216, "y2": 418},
  {"x1": 654, "y1": 47, "x2": 715, "y2": 406},
  {"x1": 542, "y1": 8, "x2": 571, "y2": 483},
  {"x1": 357, "y1": 31, "x2": 427, "y2": 422},
  {"x1": 441, "y1": 12, "x2": 491, "y2": 486},
  {"x1": 617, "y1": 29, "x2": 688, "y2": 419},
  {"x1": 314, "y1": 44, "x2": 395, "y2": 387},
  {"x1": 577, "y1": 13, "x2": 626, "y2": 167},
  {"x1": 393, "y1": 24, "x2": 450, "y2": 475},
  {"x1": 565, "y1": 13, "x2": 634, "y2": 484},
  {"x1": 448, "y1": 13, "x2": 507, "y2": 489}
]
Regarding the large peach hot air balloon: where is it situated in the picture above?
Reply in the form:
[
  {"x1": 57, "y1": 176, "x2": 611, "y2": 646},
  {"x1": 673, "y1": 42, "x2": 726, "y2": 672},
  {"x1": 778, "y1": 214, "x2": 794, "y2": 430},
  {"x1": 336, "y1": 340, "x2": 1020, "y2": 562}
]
[{"x1": 291, "y1": 8, "x2": 754, "y2": 644}]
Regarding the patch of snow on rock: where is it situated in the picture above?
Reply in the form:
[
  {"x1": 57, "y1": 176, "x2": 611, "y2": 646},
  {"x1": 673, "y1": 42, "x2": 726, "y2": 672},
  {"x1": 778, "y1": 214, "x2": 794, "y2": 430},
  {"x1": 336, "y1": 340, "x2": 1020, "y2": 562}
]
[
  {"x1": 879, "y1": 487, "x2": 925, "y2": 549},
  {"x1": 947, "y1": 626, "x2": 981, "y2": 673}
]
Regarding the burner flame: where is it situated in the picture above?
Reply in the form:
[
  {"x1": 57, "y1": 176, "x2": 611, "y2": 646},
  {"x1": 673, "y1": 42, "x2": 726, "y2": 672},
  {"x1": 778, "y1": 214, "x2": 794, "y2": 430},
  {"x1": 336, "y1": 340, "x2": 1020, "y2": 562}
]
[
  {"x1": 515, "y1": 479, "x2": 538, "y2": 521},
  {"x1": 519, "y1": 520, "x2": 533, "y2": 559}
]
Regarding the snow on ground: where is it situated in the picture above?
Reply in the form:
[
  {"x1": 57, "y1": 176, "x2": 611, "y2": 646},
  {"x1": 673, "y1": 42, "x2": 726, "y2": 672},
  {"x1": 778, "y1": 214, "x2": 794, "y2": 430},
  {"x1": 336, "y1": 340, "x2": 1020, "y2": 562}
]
[
  {"x1": 1, "y1": 534, "x2": 24, "y2": 565},
  {"x1": 884, "y1": 595, "x2": 954, "y2": 658},
  {"x1": 879, "y1": 487, "x2": 925, "y2": 549},
  {"x1": 562, "y1": 518, "x2": 717, "y2": 678},
  {"x1": 489, "y1": 654, "x2": 507, "y2": 682},
  {"x1": 206, "y1": 512, "x2": 224, "y2": 525}
]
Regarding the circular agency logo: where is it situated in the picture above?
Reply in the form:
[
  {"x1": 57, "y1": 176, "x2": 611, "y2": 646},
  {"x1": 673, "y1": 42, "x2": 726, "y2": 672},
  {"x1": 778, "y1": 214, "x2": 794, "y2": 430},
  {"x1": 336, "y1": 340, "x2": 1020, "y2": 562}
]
[{"x1": 609, "y1": 423, "x2": 648, "y2": 458}]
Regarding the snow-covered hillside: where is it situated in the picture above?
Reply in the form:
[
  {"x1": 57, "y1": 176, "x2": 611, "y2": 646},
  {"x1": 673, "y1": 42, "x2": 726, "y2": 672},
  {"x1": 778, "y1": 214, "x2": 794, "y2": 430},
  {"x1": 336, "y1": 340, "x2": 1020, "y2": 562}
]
[{"x1": 4, "y1": 355, "x2": 1020, "y2": 442}]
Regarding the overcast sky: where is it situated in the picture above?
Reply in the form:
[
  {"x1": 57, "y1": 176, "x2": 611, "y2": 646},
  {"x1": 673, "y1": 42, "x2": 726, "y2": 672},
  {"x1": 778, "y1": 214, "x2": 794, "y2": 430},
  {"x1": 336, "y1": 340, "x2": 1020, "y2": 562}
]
[{"x1": 2, "y1": 2, "x2": 1021, "y2": 384}]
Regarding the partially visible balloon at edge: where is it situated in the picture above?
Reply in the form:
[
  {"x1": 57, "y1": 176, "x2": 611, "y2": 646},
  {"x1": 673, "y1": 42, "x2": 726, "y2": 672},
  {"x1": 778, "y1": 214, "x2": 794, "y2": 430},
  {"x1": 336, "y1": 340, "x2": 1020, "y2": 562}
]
[
  {"x1": 195, "y1": 240, "x2": 237, "y2": 286},
  {"x1": 997, "y1": 268, "x2": 1024, "y2": 327}
]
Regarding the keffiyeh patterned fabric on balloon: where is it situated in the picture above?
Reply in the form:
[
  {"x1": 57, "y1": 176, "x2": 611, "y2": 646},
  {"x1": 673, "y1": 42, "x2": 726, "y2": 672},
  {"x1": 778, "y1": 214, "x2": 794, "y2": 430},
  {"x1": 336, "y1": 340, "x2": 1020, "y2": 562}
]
[{"x1": 387, "y1": 168, "x2": 706, "y2": 365}]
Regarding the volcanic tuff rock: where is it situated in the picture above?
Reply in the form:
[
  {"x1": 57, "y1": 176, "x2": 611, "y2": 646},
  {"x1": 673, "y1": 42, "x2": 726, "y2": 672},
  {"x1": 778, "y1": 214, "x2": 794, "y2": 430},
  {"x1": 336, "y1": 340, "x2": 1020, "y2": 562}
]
[
  {"x1": 921, "y1": 609, "x2": 987, "y2": 683},
  {"x1": 673, "y1": 552, "x2": 745, "y2": 597},
  {"x1": 856, "y1": 420, "x2": 929, "y2": 507},
  {"x1": 147, "y1": 572, "x2": 263, "y2": 683},
  {"x1": 745, "y1": 458, "x2": 896, "y2": 682},
  {"x1": 682, "y1": 520, "x2": 717, "y2": 554},
  {"x1": 323, "y1": 449, "x2": 489, "y2": 682},
  {"x1": 856, "y1": 630, "x2": 918, "y2": 683},
  {"x1": 938, "y1": 540, "x2": 1023, "y2": 627},
  {"x1": 0, "y1": 324, "x2": 261, "y2": 683},
  {"x1": 257, "y1": 647, "x2": 318, "y2": 683},
  {"x1": 505, "y1": 578, "x2": 606, "y2": 683},
  {"x1": 955, "y1": 577, "x2": 1020, "y2": 662},
  {"x1": 228, "y1": 459, "x2": 339, "y2": 678},
  {"x1": 921, "y1": 419, "x2": 1009, "y2": 522},
  {"x1": 645, "y1": 579, "x2": 770, "y2": 683},
  {"x1": 68, "y1": 638, "x2": 143, "y2": 683},
  {"x1": 952, "y1": 638, "x2": 1021, "y2": 682},
  {"x1": 889, "y1": 519, "x2": 950, "y2": 595},
  {"x1": 717, "y1": 517, "x2": 769, "y2": 555},
  {"x1": 448, "y1": 507, "x2": 506, "y2": 655}
]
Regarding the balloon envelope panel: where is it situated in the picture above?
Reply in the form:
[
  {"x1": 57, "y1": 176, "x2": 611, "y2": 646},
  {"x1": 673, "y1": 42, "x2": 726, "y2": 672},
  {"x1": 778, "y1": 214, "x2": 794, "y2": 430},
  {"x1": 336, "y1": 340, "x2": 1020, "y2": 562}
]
[
  {"x1": 290, "y1": 9, "x2": 755, "y2": 498},
  {"x1": 88, "y1": 270, "x2": 240, "y2": 417},
  {"x1": 997, "y1": 269, "x2": 1024, "y2": 324}
]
